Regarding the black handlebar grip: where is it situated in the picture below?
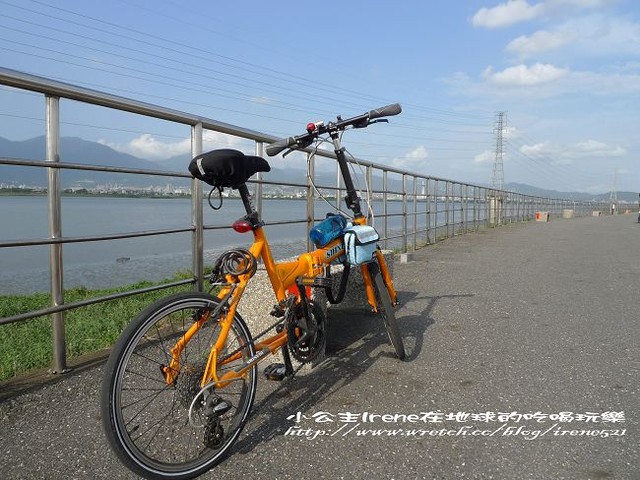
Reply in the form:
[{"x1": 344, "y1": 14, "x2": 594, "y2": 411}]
[
  {"x1": 369, "y1": 103, "x2": 402, "y2": 120},
  {"x1": 266, "y1": 136, "x2": 296, "y2": 156}
]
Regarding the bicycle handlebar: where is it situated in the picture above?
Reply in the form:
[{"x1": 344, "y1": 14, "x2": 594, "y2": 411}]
[
  {"x1": 266, "y1": 103, "x2": 401, "y2": 157},
  {"x1": 265, "y1": 136, "x2": 297, "y2": 157},
  {"x1": 368, "y1": 103, "x2": 402, "y2": 120}
]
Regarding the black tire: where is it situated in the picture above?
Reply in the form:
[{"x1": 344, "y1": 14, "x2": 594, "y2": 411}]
[
  {"x1": 101, "y1": 292, "x2": 257, "y2": 480},
  {"x1": 370, "y1": 262, "x2": 406, "y2": 360}
]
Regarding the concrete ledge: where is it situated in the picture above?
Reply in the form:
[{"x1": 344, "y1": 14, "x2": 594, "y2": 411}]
[
  {"x1": 238, "y1": 250, "x2": 395, "y2": 323},
  {"x1": 400, "y1": 252, "x2": 414, "y2": 263},
  {"x1": 236, "y1": 250, "x2": 395, "y2": 372}
]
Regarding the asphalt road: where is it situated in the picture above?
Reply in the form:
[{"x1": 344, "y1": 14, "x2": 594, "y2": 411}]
[{"x1": 1, "y1": 214, "x2": 638, "y2": 479}]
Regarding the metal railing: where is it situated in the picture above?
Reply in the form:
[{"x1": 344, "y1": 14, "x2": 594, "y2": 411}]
[{"x1": 0, "y1": 67, "x2": 611, "y2": 373}]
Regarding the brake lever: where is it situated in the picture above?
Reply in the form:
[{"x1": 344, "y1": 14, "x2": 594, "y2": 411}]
[
  {"x1": 353, "y1": 118, "x2": 389, "y2": 129},
  {"x1": 283, "y1": 137, "x2": 316, "y2": 157}
]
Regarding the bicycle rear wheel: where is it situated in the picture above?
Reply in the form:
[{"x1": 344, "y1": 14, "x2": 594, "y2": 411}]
[
  {"x1": 101, "y1": 292, "x2": 257, "y2": 480},
  {"x1": 370, "y1": 262, "x2": 406, "y2": 360}
]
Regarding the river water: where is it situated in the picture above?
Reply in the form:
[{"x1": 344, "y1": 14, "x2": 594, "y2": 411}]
[{"x1": 0, "y1": 195, "x2": 469, "y2": 294}]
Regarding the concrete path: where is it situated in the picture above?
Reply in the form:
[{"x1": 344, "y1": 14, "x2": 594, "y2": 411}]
[{"x1": 1, "y1": 214, "x2": 638, "y2": 479}]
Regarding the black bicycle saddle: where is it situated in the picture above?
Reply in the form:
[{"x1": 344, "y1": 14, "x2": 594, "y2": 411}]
[{"x1": 189, "y1": 149, "x2": 271, "y2": 188}]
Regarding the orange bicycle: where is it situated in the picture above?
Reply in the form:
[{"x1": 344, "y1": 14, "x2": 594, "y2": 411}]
[{"x1": 101, "y1": 104, "x2": 405, "y2": 479}]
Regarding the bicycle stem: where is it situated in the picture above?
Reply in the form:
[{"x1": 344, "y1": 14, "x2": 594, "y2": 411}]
[{"x1": 330, "y1": 132, "x2": 364, "y2": 219}]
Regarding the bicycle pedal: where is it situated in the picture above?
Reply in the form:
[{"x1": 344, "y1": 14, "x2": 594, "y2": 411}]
[
  {"x1": 312, "y1": 276, "x2": 332, "y2": 288},
  {"x1": 263, "y1": 363, "x2": 288, "y2": 381},
  {"x1": 298, "y1": 276, "x2": 332, "y2": 288},
  {"x1": 270, "y1": 304, "x2": 284, "y2": 317}
]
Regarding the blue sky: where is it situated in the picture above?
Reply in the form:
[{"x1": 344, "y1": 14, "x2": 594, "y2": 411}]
[{"x1": 1, "y1": 0, "x2": 638, "y2": 194}]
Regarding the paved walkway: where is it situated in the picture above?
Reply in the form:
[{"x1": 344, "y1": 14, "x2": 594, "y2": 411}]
[{"x1": 1, "y1": 214, "x2": 638, "y2": 479}]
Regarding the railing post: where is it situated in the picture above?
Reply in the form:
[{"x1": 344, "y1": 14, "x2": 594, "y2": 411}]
[
  {"x1": 306, "y1": 151, "x2": 315, "y2": 252},
  {"x1": 46, "y1": 95, "x2": 67, "y2": 374},
  {"x1": 445, "y1": 181, "x2": 451, "y2": 237},
  {"x1": 255, "y1": 141, "x2": 264, "y2": 220},
  {"x1": 434, "y1": 180, "x2": 439, "y2": 241},
  {"x1": 485, "y1": 189, "x2": 491, "y2": 228},
  {"x1": 402, "y1": 173, "x2": 408, "y2": 253},
  {"x1": 336, "y1": 162, "x2": 342, "y2": 215},
  {"x1": 366, "y1": 164, "x2": 374, "y2": 223},
  {"x1": 425, "y1": 178, "x2": 431, "y2": 244},
  {"x1": 382, "y1": 170, "x2": 388, "y2": 249},
  {"x1": 412, "y1": 176, "x2": 418, "y2": 250},
  {"x1": 473, "y1": 186, "x2": 479, "y2": 231},
  {"x1": 191, "y1": 123, "x2": 204, "y2": 291},
  {"x1": 451, "y1": 183, "x2": 455, "y2": 234},
  {"x1": 462, "y1": 184, "x2": 468, "y2": 233}
]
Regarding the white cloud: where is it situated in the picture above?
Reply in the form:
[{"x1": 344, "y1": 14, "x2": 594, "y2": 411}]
[
  {"x1": 546, "y1": 0, "x2": 616, "y2": 10},
  {"x1": 202, "y1": 130, "x2": 245, "y2": 151},
  {"x1": 483, "y1": 63, "x2": 569, "y2": 86},
  {"x1": 99, "y1": 131, "x2": 244, "y2": 160},
  {"x1": 520, "y1": 142, "x2": 553, "y2": 155},
  {"x1": 503, "y1": 125, "x2": 521, "y2": 139},
  {"x1": 406, "y1": 145, "x2": 428, "y2": 159},
  {"x1": 519, "y1": 139, "x2": 626, "y2": 159},
  {"x1": 473, "y1": 0, "x2": 624, "y2": 30},
  {"x1": 472, "y1": 0, "x2": 546, "y2": 29},
  {"x1": 99, "y1": 134, "x2": 190, "y2": 160},
  {"x1": 474, "y1": 150, "x2": 495, "y2": 164},
  {"x1": 569, "y1": 70, "x2": 640, "y2": 94},
  {"x1": 249, "y1": 96, "x2": 272, "y2": 105},
  {"x1": 572, "y1": 139, "x2": 626, "y2": 157},
  {"x1": 572, "y1": 16, "x2": 640, "y2": 57},
  {"x1": 391, "y1": 146, "x2": 429, "y2": 170},
  {"x1": 506, "y1": 30, "x2": 574, "y2": 56},
  {"x1": 510, "y1": 16, "x2": 640, "y2": 59},
  {"x1": 447, "y1": 64, "x2": 640, "y2": 100}
]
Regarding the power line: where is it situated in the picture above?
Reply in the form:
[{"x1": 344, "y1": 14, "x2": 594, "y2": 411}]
[{"x1": 0, "y1": 0, "x2": 493, "y2": 123}]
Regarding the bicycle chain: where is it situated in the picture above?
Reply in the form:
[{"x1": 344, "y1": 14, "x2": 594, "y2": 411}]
[{"x1": 216, "y1": 316, "x2": 283, "y2": 365}]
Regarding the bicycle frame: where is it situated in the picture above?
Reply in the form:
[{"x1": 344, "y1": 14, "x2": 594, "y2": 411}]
[{"x1": 163, "y1": 131, "x2": 398, "y2": 390}]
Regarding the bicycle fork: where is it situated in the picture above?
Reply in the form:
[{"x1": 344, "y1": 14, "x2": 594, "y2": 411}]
[{"x1": 360, "y1": 250, "x2": 399, "y2": 312}]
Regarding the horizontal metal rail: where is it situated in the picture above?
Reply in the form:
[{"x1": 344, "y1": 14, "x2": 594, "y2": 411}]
[
  {"x1": 0, "y1": 227, "x2": 194, "y2": 248},
  {"x1": 0, "y1": 156, "x2": 192, "y2": 178}
]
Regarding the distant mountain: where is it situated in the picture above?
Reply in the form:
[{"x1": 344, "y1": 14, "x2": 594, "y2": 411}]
[
  {"x1": 0, "y1": 136, "x2": 182, "y2": 187},
  {"x1": 504, "y1": 182, "x2": 638, "y2": 203},
  {"x1": 151, "y1": 152, "x2": 191, "y2": 173}
]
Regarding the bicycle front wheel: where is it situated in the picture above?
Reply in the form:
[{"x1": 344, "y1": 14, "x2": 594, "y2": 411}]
[
  {"x1": 101, "y1": 292, "x2": 257, "y2": 480},
  {"x1": 370, "y1": 262, "x2": 406, "y2": 360}
]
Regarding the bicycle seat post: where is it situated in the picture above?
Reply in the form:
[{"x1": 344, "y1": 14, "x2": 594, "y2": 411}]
[{"x1": 237, "y1": 183, "x2": 258, "y2": 216}]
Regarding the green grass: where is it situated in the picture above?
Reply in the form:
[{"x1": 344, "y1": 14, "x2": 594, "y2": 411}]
[{"x1": 0, "y1": 278, "x2": 194, "y2": 381}]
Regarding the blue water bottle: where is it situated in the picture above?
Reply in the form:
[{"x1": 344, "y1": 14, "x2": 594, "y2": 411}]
[{"x1": 309, "y1": 214, "x2": 347, "y2": 248}]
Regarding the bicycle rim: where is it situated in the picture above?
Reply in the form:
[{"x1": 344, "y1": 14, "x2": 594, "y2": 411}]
[
  {"x1": 102, "y1": 293, "x2": 257, "y2": 479},
  {"x1": 371, "y1": 264, "x2": 406, "y2": 360}
]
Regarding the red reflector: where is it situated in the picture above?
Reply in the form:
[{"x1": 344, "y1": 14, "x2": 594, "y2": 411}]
[
  {"x1": 232, "y1": 220, "x2": 253, "y2": 233},
  {"x1": 306, "y1": 122, "x2": 316, "y2": 133}
]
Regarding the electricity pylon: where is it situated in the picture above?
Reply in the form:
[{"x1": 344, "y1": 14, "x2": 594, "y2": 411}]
[{"x1": 491, "y1": 112, "x2": 506, "y2": 192}]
